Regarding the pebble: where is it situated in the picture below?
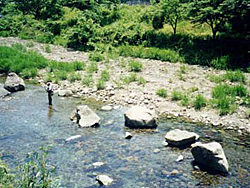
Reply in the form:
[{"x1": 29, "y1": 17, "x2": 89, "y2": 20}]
[
  {"x1": 153, "y1": 149, "x2": 161, "y2": 154},
  {"x1": 176, "y1": 155, "x2": 184, "y2": 162},
  {"x1": 162, "y1": 141, "x2": 169, "y2": 147},
  {"x1": 65, "y1": 135, "x2": 81, "y2": 142},
  {"x1": 93, "y1": 162, "x2": 105, "y2": 167},
  {"x1": 170, "y1": 169, "x2": 179, "y2": 175}
]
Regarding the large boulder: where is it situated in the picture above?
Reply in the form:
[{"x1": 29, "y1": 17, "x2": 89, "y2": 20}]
[
  {"x1": 124, "y1": 106, "x2": 158, "y2": 129},
  {"x1": 165, "y1": 129, "x2": 199, "y2": 147},
  {"x1": 191, "y1": 142, "x2": 229, "y2": 174},
  {"x1": 4, "y1": 72, "x2": 25, "y2": 92},
  {"x1": 70, "y1": 105, "x2": 100, "y2": 127}
]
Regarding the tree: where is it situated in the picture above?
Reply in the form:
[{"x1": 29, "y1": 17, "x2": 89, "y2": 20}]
[
  {"x1": 13, "y1": 0, "x2": 62, "y2": 20},
  {"x1": 189, "y1": 0, "x2": 227, "y2": 39},
  {"x1": 151, "y1": 0, "x2": 184, "y2": 35}
]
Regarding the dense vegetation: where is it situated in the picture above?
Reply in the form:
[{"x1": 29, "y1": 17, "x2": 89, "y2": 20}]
[{"x1": 0, "y1": 0, "x2": 249, "y2": 70}]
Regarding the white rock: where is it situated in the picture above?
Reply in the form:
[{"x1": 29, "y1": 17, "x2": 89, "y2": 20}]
[
  {"x1": 124, "y1": 106, "x2": 158, "y2": 129},
  {"x1": 165, "y1": 129, "x2": 199, "y2": 147},
  {"x1": 96, "y1": 175, "x2": 113, "y2": 186},
  {"x1": 125, "y1": 132, "x2": 133, "y2": 139},
  {"x1": 101, "y1": 105, "x2": 113, "y2": 111},
  {"x1": 4, "y1": 72, "x2": 25, "y2": 92},
  {"x1": 65, "y1": 135, "x2": 81, "y2": 142},
  {"x1": 93, "y1": 162, "x2": 105, "y2": 167},
  {"x1": 176, "y1": 155, "x2": 184, "y2": 162}
]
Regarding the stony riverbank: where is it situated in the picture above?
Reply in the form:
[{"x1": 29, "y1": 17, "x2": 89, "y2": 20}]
[{"x1": 1, "y1": 37, "x2": 250, "y2": 133}]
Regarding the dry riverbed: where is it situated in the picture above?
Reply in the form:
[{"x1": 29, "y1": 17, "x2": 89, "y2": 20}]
[{"x1": 1, "y1": 37, "x2": 250, "y2": 133}]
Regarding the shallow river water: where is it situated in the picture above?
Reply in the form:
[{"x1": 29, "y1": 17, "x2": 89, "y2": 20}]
[{"x1": 0, "y1": 85, "x2": 250, "y2": 187}]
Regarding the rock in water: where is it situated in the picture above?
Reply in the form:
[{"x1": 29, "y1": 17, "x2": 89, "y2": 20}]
[
  {"x1": 101, "y1": 105, "x2": 113, "y2": 111},
  {"x1": 4, "y1": 72, "x2": 25, "y2": 92},
  {"x1": 125, "y1": 132, "x2": 133, "y2": 139},
  {"x1": 70, "y1": 105, "x2": 100, "y2": 128},
  {"x1": 191, "y1": 142, "x2": 229, "y2": 174},
  {"x1": 165, "y1": 129, "x2": 199, "y2": 147},
  {"x1": 124, "y1": 106, "x2": 158, "y2": 129},
  {"x1": 65, "y1": 135, "x2": 81, "y2": 142},
  {"x1": 96, "y1": 175, "x2": 113, "y2": 186}
]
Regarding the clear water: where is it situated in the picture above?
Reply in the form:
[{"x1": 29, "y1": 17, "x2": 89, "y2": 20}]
[{"x1": 0, "y1": 85, "x2": 250, "y2": 188}]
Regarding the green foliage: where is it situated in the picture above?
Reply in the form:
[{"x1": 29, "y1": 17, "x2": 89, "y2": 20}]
[
  {"x1": 54, "y1": 71, "x2": 67, "y2": 80},
  {"x1": 0, "y1": 159, "x2": 14, "y2": 188},
  {"x1": 156, "y1": 88, "x2": 168, "y2": 98},
  {"x1": 123, "y1": 73, "x2": 137, "y2": 84},
  {"x1": 206, "y1": 74, "x2": 224, "y2": 83},
  {"x1": 68, "y1": 72, "x2": 81, "y2": 82},
  {"x1": 118, "y1": 45, "x2": 182, "y2": 63},
  {"x1": 210, "y1": 56, "x2": 230, "y2": 69},
  {"x1": 180, "y1": 64, "x2": 187, "y2": 74},
  {"x1": 171, "y1": 90, "x2": 183, "y2": 101},
  {"x1": 72, "y1": 61, "x2": 85, "y2": 71},
  {"x1": 223, "y1": 70, "x2": 245, "y2": 83},
  {"x1": 45, "y1": 45, "x2": 51, "y2": 53},
  {"x1": 96, "y1": 78, "x2": 106, "y2": 90},
  {"x1": 101, "y1": 70, "x2": 110, "y2": 81},
  {"x1": 129, "y1": 60, "x2": 143, "y2": 72},
  {"x1": 189, "y1": 0, "x2": 227, "y2": 39},
  {"x1": 0, "y1": 46, "x2": 48, "y2": 74},
  {"x1": 82, "y1": 74, "x2": 93, "y2": 86},
  {"x1": 181, "y1": 94, "x2": 190, "y2": 106},
  {"x1": 87, "y1": 62, "x2": 98, "y2": 73},
  {"x1": 89, "y1": 51, "x2": 105, "y2": 62},
  {"x1": 194, "y1": 94, "x2": 207, "y2": 110},
  {"x1": 20, "y1": 68, "x2": 38, "y2": 79},
  {"x1": 137, "y1": 76, "x2": 146, "y2": 85}
]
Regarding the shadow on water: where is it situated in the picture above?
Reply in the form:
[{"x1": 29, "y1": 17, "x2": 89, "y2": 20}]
[{"x1": 0, "y1": 85, "x2": 250, "y2": 187}]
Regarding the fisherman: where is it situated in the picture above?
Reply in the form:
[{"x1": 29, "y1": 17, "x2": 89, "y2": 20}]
[{"x1": 46, "y1": 82, "x2": 53, "y2": 105}]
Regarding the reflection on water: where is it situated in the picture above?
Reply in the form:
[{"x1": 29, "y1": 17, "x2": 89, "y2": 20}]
[{"x1": 0, "y1": 85, "x2": 250, "y2": 188}]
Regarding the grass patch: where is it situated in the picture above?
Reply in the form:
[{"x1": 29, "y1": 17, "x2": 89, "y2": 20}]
[
  {"x1": 87, "y1": 62, "x2": 98, "y2": 73},
  {"x1": 156, "y1": 88, "x2": 168, "y2": 98},
  {"x1": 171, "y1": 90, "x2": 183, "y2": 101},
  {"x1": 224, "y1": 70, "x2": 245, "y2": 83},
  {"x1": 96, "y1": 78, "x2": 106, "y2": 90},
  {"x1": 45, "y1": 45, "x2": 51, "y2": 53},
  {"x1": 101, "y1": 70, "x2": 110, "y2": 82},
  {"x1": 123, "y1": 73, "x2": 137, "y2": 84},
  {"x1": 89, "y1": 51, "x2": 105, "y2": 62},
  {"x1": 181, "y1": 94, "x2": 190, "y2": 106},
  {"x1": 0, "y1": 46, "x2": 48, "y2": 74},
  {"x1": 68, "y1": 72, "x2": 81, "y2": 82},
  {"x1": 82, "y1": 74, "x2": 93, "y2": 87},
  {"x1": 20, "y1": 68, "x2": 38, "y2": 79},
  {"x1": 137, "y1": 76, "x2": 146, "y2": 85},
  {"x1": 194, "y1": 94, "x2": 207, "y2": 110},
  {"x1": 54, "y1": 71, "x2": 67, "y2": 80},
  {"x1": 128, "y1": 60, "x2": 143, "y2": 72}
]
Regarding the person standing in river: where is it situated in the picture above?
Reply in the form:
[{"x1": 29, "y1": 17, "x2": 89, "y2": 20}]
[{"x1": 46, "y1": 82, "x2": 53, "y2": 105}]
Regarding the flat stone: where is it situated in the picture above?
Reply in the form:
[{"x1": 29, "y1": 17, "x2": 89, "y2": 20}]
[{"x1": 165, "y1": 129, "x2": 199, "y2": 147}]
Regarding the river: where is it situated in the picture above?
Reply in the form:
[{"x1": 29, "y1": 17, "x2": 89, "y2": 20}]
[{"x1": 0, "y1": 85, "x2": 250, "y2": 187}]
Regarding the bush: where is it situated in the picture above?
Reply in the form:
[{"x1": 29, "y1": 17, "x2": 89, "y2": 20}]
[
  {"x1": 156, "y1": 88, "x2": 168, "y2": 98},
  {"x1": 171, "y1": 90, "x2": 183, "y2": 101},
  {"x1": 210, "y1": 55, "x2": 229, "y2": 70},
  {"x1": 181, "y1": 94, "x2": 190, "y2": 106},
  {"x1": 20, "y1": 68, "x2": 38, "y2": 79},
  {"x1": 137, "y1": 76, "x2": 146, "y2": 85},
  {"x1": 194, "y1": 94, "x2": 207, "y2": 110},
  {"x1": 45, "y1": 45, "x2": 51, "y2": 53},
  {"x1": 54, "y1": 71, "x2": 67, "y2": 80},
  {"x1": 89, "y1": 51, "x2": 105, "y2": 62},
  {"x1": 72, "y1": 61, "x2": 85, "y2": 71}
]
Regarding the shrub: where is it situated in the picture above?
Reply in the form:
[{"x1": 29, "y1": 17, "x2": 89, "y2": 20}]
[
  {"x1": 216, "y1": 96, "x2": 235, "y2": 116},
  {"x1": 45, "y1": 45, "x2": 51, "y2": 53},
  {"x1": 129, "y1": 60, "x2": 143, "y2": 72},
  {"x1": 156, "y1": 88, "x2": 168, "y2": 98},
  {"x1": 180, "y1": 65, "x2": 187, "y2": 74},
  {"x1": 72, "y1": 61, "x2": 85, "y2": 71},
  {"x1": 206, "y1": 74, "x2": 223, "y2": 83},
  {"x1": 55, "y1": 71, "x2": 67, "y2": 80},
  {"x1": 194, "y1": 94, "x2": 207, "y2": 110},
  {"x1": 210, "y1": 55, "x2": 229, "y2": 69},
  {"x1": 171, "y1": 90, "x2": 183, "y2": 101},
  {"x1": 101, "y1": 70, "x2": 110, "y2": 82},
  {"x1": 45, "y1": 73, "x2": 53, "y2": 82}
]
